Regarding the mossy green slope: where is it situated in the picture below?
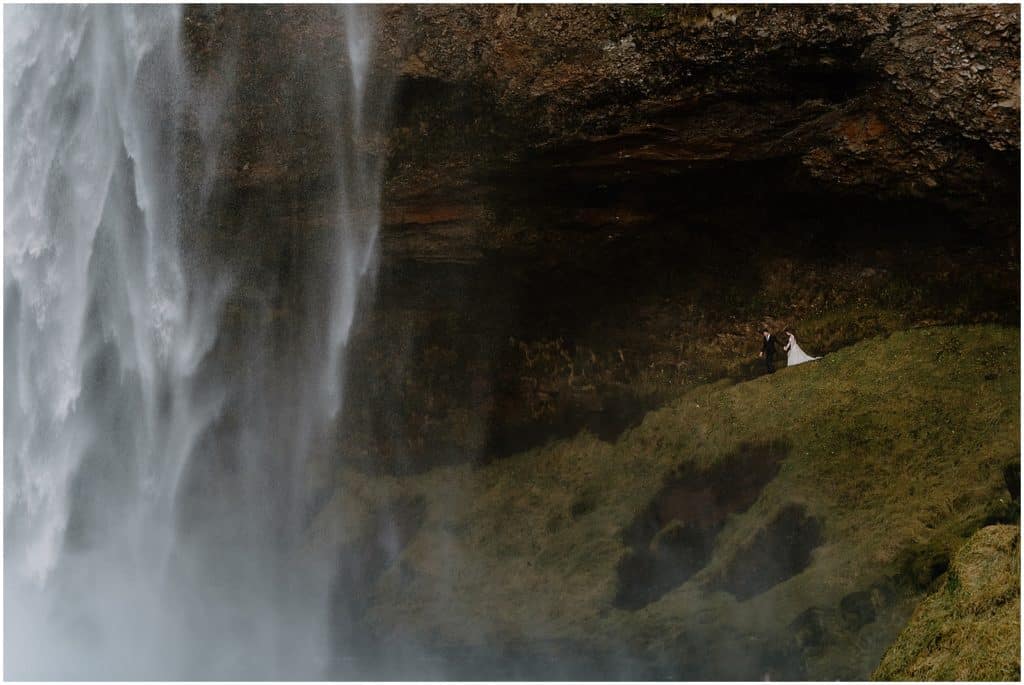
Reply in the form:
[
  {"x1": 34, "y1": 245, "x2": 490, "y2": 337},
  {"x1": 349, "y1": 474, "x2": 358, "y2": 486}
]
[
  {"x1": 322, "y1": 325, "x2": 1019, "y2": 679},
  {"x1": 873, "y1": 524, "x2": 1020, "y2": 681}
]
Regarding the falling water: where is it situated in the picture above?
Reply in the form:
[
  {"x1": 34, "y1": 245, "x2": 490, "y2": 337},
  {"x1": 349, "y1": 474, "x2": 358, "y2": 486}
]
[{"x1": 4, "y1": 5, "x2": 387, "y2": 679}]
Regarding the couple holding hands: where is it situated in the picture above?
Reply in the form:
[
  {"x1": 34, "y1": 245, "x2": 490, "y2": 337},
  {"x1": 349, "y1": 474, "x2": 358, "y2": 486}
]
[{"x1": 759, "y1": 328, "x2": 820, "y2": 374}]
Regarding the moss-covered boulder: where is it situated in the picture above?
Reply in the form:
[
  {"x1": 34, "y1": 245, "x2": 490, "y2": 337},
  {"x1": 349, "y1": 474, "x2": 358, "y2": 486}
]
[{"x1": 873, "y1": 524, "x2": 1020, "y2": 681}]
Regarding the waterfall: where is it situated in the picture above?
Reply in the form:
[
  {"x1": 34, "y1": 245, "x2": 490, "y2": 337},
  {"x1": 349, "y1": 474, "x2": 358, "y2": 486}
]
[{"x1": 4, "y1": 5, "x2": 387, "y2": 679}]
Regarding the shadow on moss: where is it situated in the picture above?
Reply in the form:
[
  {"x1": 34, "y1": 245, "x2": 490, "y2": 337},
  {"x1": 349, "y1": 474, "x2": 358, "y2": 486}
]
[{"x1": 614, "y1": 439, "x2": 790, "y2": 608}]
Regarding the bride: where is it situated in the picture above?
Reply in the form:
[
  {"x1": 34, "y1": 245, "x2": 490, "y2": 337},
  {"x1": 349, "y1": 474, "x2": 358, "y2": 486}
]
[{"x1": 783, "y1": 329, "x2": 820, "y2": 366}]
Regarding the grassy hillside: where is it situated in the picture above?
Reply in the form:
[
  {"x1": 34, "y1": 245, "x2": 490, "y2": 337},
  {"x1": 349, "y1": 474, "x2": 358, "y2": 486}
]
[
  {"x1": 873, "y1": 524, "x2": 1019, "y2": 681},
  {"x1": 314, "y1": 324, "x2": 1019, "y2": 679}
]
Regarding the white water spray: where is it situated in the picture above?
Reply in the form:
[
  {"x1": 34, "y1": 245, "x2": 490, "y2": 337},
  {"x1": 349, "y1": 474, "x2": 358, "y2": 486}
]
[{"x1": 4, "y1": 5, "x2": 386, "y2": 678}]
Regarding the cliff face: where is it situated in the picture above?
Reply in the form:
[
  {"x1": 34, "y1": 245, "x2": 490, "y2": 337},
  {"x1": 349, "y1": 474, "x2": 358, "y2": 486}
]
[
  {"x1": 380, "y1": 4, "x2": 1019, "y2": 222},
  {"x1": 179, "y1": 5, "x2": 1019, "y2": 472},
  {"x1": 177, "y1": 7, "x2": 1018, "y2": 473},
  {"x1": 371, "y1": 4, "x2": 1021, "y2": 470},
  {"x1": 183, "y1": 4, "x2": 1021, "y2": 246}
]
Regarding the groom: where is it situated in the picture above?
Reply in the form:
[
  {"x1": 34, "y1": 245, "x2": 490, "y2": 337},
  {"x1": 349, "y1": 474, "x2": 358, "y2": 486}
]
[{"x1": 758, "y1": 328, "x2": 777, "y2": 374}]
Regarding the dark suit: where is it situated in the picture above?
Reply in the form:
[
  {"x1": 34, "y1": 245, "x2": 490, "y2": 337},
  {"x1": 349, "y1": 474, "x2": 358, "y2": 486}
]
[{"x1": 761, "y1": 334, "x2": 776, "y2": 373}]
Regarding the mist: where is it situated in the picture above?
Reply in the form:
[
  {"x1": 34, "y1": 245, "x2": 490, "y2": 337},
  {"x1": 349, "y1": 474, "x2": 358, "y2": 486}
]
[
  {"x1": 4, "y1": 4, "x2": 1019, "y2": 681},
  {"x1": 5, "y1": 5, "x2": 391, "y2": 679}
]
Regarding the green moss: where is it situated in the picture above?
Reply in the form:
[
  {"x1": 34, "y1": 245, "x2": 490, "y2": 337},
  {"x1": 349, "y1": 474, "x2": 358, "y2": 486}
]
[
  {"x1": 945, "y1": 569, "x2": 960, "y2": 595},
  {"x1": 873, "y1": 525, "x2": 1020, "y2": 681},
  {"x1": 334, "y1": 325, "x2": 1019, "y2": 678}
]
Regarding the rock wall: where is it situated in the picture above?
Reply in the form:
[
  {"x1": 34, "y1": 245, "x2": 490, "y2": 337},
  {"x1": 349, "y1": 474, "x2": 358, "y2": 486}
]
[
  {"x1": 179, "y1": 5, "x2": 1019, "y2": 473},
  {"x1": 373, "y1": 4, "x2": 1020, "y2": 470},
  {"x1": 380, "y1": 4, "x2": 1019, "y2": 228}
]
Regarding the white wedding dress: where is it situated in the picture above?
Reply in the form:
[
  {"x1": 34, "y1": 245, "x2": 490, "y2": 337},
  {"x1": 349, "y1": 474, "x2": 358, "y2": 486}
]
[{"x1": 784, "y1": 333, "x2": 820, "y2": 366}]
